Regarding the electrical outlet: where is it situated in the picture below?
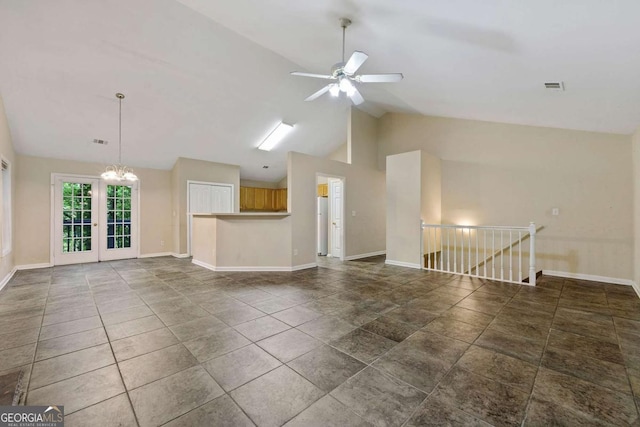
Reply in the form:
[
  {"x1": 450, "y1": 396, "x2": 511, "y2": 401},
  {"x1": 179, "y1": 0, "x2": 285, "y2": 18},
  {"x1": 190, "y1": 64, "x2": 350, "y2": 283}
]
[
  {"x1": 293, "y1": 249, "x2": 298, "y2": 256},
  {"x1": 160, "y1": 240, "x2": 165, "y2": 247},
  {"x1": 552, "y1": 208, "x2": 560, "y2": 216},
  {"x1": 352, "y1": 210, "x2": 356, "y2": 217}
]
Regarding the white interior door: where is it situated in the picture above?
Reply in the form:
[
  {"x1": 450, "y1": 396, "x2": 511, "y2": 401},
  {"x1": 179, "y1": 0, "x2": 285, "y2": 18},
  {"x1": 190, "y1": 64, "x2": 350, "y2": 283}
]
[
  {"x1": 53, "y1": 176, "x2": 139, "y2": 265},
  {"x1": 53, "y1": 177, "x2": 100, "y2": 265},
  {"x1": 329, "y1": 179, "x2": 343, "y2": 259}
]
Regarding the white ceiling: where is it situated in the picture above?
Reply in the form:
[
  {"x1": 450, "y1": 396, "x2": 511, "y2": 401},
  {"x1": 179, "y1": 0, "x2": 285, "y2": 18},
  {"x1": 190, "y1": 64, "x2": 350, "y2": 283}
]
[{"x1": 2, "y1": 1, "x2": 640, "y2": 181}]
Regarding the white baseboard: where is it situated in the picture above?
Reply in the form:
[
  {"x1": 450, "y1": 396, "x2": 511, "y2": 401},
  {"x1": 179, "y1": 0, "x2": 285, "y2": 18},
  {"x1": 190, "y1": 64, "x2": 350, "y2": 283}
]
[
  {"x1": 0, "y1": 267, "x2": 17, "y2": 292},
  {"x1": 192, "y1": 259, "x2": 216, "y2": 271},
  {"x1": 543, "y1": 270, "x2": 634, "y2": 287},
  {"x1": 631, "y1": 282, "x2": 640, "y2": 299},
  {"x1": 172, "y1": 253, "x2": 190, "y2": 259},
  {"x1": 385, "y1": 259, "x2": 422, "y2": 269},
  {"x1": 192, "y1": 259, "x2": 317, "y2": 272},
  {"x1": 138, "y1": 252, "x2": 173, "y2": 259},
  {"x1": 291, "y1": 263, "x2": 318, "y2": 271},
  {"x1": 213, "y1": 266, "x2": 294, "y2": 272},
  {"x1": 1, "y1": 263, "x2": 52, "y2": 292},
  {"x1": 17, "y1": 263, "x2": 53, "y2": 270},
  {"x1": 343, "y1": 251, "x2": 386, "y2": 261}
]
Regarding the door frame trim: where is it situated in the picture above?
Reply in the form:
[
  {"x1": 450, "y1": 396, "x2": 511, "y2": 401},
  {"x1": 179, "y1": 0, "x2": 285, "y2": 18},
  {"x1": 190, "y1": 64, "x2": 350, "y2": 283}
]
[
  {"x1": 323, "y1": 174, "x2": 346, "y2": 262},
  {"x1": 50, "y1": 173, "x2": 142, "y2": 265}
]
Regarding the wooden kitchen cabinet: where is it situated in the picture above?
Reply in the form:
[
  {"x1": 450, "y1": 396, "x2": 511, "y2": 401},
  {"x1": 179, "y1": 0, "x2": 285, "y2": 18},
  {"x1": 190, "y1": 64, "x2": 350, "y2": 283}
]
[
  {"x1": 240, "y1": 186, "x2": 287, "y2": 212},
  {"x1": 254, "y1": 188, "x2": 267, "y2": 210},
  {"x1": 274, "y1": 188, "x2": 287, "y2": 211}
]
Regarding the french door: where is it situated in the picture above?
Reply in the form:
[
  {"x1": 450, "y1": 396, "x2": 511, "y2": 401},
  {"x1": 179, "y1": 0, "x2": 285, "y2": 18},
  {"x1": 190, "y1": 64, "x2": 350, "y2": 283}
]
[{"x1": 53, "y1": 175, "x2": 139, "y2": 265}]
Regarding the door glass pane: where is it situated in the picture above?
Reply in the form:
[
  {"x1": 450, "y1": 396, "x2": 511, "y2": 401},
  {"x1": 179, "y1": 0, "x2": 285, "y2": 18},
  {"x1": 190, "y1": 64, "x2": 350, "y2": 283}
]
[
  {"x1": 62, "y1": 182, "x2": 92, "y2": 253},
  {"x1": 106, "y1": 184, "x2": 132, "y2": 250}
]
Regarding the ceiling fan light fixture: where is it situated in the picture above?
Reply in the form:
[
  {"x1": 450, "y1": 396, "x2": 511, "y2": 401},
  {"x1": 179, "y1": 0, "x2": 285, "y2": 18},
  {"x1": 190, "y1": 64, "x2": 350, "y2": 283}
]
[
  {"x1": 258, "y1": 122, "x2": 294, "y2": 151},
  {"x1": 101, "y1": 93, "x2": 138, "y2": 181},
  {"x1": 346, "y1": 85, "x2": 356, "y2": 97},
  {"x1": 339, "y1": 77, "x2": 353, "y2": 93},
  {"x1": 291, "y1": 18, "x2": 403, "y2": 105}
]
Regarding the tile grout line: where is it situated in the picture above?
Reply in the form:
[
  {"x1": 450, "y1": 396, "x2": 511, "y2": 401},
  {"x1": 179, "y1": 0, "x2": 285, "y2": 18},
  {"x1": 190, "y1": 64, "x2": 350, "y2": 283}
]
[
  {"x1": 605, "y1": 290, "x2": 640, "y2": 418},
  {"x1": 519, "y1": 279, "x2": 563, "y2": 427},
  {"x1": 22, "y1": 268, "x2": 53, "y2": 406},
  {"x1": 95, "y1": 263, "x2": 142, "y2": 427},
  {"x1": 396, "y1": 277, "x2": 522, "y2": 426}
]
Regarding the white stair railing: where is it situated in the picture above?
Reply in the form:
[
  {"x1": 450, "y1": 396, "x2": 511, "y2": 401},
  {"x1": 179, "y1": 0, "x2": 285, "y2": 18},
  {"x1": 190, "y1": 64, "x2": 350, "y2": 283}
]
[{"x1": 421, "y1": 222, "x2": 537, "y2": 286}]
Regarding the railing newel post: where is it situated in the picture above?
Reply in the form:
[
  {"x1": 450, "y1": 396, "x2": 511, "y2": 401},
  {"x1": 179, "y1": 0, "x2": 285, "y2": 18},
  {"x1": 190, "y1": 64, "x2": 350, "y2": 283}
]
[{"x1": 529, "y1": 222, "x2": 536, "y2": 286}]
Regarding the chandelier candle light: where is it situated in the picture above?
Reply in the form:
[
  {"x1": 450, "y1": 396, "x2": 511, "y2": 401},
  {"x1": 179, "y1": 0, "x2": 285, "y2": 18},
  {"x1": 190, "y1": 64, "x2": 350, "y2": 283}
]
[{"x1": 101, "y1": 93, "x2": 138, "y2": 181}]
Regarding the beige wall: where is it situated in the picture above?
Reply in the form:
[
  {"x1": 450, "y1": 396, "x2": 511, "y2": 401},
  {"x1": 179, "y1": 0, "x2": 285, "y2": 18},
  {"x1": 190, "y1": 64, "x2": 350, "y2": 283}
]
[
  {"x1": 633, "y1": 126, "x2": 640, "y2": 287},
  {"x1": 192, "y1": 215, "x2": 291, "y2": 269},
  {"x1": 421, "y1": 151, "x2": 442, "y2": 226},
  {"x1": 349, "y1": 108, "x2": 379, "y2": 170},
  {"x1": 0, "y1": 96, "x2": 16, "y2": 283},
  {"x1": 289, "y1": 152, "x2": 386, "y2": 266},
  {"x1": 15, "y1": 155, "x2": 173, "y2": 265},
  {"x1": 240, "y1": 179, "x2": 279, "y2": 189},
  {"x1": 386, "y1": 151, "x2": 422, "y2": 267},
  {"x1": 171, "y1": 157, "x2": 240, "y2": 254},
  {"x1": 379, "y1": 113, "x2": 633, "y2": 280},
  {"x1": 327, "y1": 143, "x2": 348, "y2": 163},
  {"x1": 277, "y1": 176, "x2": 288, "y2": 189}
]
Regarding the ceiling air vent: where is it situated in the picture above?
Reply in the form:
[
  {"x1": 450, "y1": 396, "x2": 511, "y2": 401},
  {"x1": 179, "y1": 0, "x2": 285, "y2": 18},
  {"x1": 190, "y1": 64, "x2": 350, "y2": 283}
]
[
  {"x1": 92, "y1": 139, "x2": 109, "y2": 145},
  {"x1": 544, "y1": 82, "x2": 564, "y2": 91}
]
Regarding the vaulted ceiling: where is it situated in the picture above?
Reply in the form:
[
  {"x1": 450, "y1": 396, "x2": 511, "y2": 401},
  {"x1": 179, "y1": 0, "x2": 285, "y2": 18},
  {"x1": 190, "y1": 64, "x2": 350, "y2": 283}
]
[{"x1": 2, "y1": 0, "x2": 639, "y2": 181}]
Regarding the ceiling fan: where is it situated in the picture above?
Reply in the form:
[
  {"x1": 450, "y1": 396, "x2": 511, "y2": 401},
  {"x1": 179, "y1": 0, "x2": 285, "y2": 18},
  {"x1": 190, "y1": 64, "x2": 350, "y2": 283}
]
[{"x1": 291, "y1": 18, "x2": 403, "y2": 105}]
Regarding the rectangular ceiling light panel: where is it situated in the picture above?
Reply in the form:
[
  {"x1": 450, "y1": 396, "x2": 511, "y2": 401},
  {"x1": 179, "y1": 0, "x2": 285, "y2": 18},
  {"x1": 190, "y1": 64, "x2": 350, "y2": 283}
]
[{"x1": 258, "y1": 122, "x2": 294, "y2": 151}]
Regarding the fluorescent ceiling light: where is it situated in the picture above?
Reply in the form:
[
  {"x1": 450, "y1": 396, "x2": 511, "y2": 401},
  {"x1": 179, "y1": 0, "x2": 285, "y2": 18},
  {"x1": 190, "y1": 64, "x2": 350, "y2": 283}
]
[{"x1": 258, "y1": 122, "x2": 294, "y2": 151}]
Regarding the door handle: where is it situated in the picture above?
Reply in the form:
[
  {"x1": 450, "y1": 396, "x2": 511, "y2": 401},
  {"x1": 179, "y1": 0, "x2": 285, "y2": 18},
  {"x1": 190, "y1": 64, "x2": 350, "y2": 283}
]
[
  {"x1": 93, "y1": 223, "x2": 98, "y2": 226},
  {"x1": 332, "y1": 222, "x2": 336, "y2": 225}
]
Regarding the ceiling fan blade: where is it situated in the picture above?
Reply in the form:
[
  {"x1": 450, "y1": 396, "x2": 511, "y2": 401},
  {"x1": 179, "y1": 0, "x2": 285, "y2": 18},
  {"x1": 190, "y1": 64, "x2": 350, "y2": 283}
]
[
  {"x1": 291, "y1": 72, "x2": 335, "y2": 80},
  {"x1": 304, "y1": 84, "x2": 333, "y2": 102},
  {"x1": 343, "y1": 51, "x2": 368, "y2": 75},
  {"x1": 349, "y1": 87, "x2": 365, "y2": 105},
  {"x1": 357, "y1": 73, "x2": 404, "y2": 83}
]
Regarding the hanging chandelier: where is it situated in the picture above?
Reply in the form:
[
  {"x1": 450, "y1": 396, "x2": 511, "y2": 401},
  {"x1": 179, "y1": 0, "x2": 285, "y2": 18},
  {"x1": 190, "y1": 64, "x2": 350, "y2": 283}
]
[{"x1": 101, "y1": 93, "x2": 138, "y2": 181}]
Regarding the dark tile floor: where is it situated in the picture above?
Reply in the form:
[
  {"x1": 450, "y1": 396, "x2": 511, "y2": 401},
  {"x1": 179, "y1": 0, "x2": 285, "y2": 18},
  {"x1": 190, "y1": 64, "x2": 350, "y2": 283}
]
[{"x1": 0, "y1": 255, "x2": 639, "y2": 426}]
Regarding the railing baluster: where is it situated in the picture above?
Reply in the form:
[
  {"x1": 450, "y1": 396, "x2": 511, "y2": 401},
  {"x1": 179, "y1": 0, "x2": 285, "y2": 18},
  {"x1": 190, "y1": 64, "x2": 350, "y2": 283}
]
[
  {"x1": 475, "y1": 230, "x2": 479, "y2": 277},
  {"x1": 447, "y1": 228, "x2": 451, "y2": 272},
  {"x1": 468, "y1": 228, "x2": 471, "y2": 275},
  {"x1": 483, "y1": 230, "x2": 487, "y2": 279},
  {"x1": 492, "y1": 230, "x2": 495, "y2": 280},
  {"x1": 518, "y1": 231, "x2": 522, "y2": 283},
  {"x1": 460, "y1": 228, "x2": 464, "y2": 274},
  {"x1": 440, "y1": 229, "x2": 444, "y2": 270},
  {"x1": 500, "y1": 230, "x2": 504, "y2": 281},
  {"x1": 509, "y1": 230, "x2": 513, "y2": 282},
  {"x1": 426, "y1": 226, "x2": 431, "y2": 270},
  {"x1": 529, "y1": 222, "x2": 537, "y2": 286},
  {"x1": 453, "y1": 228, "x2": 457, "y2": 273}
]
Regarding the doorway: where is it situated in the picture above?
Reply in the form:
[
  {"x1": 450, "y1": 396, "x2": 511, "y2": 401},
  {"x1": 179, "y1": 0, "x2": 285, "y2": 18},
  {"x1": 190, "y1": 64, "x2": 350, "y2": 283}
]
[
  {"x1": 316, "y1": 174, "x2": 345, "y2": 262},
  {"x1": 52, "y1": 174, "x2": 139, "y2": 265}
]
